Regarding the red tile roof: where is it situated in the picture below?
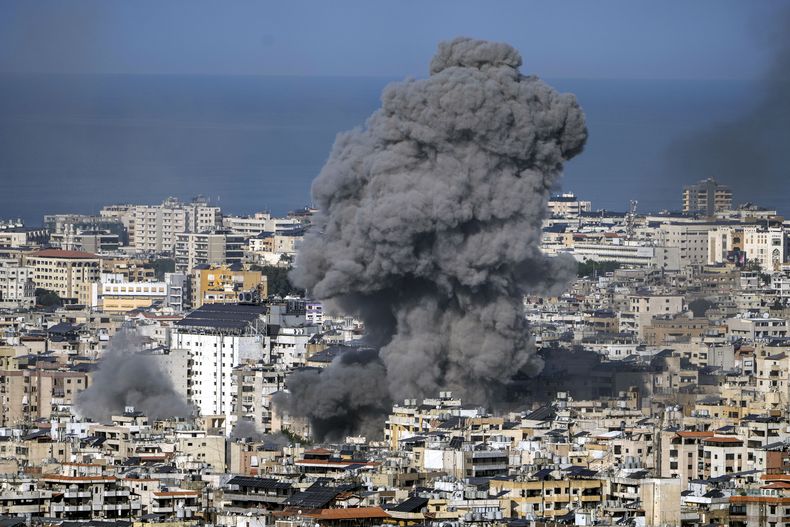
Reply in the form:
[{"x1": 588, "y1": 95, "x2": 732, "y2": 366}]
[{"x1": 303, "y1": 507, "x2": 390, "y2": 520}]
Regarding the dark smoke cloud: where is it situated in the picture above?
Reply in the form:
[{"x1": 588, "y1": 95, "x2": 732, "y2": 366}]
[
  {"x1": 275, "y1": 349, "x2": 391, "y2": 441},
  {"x1": 285, "y1": 38, "x2": 586, "y2": 439},
  {"x1": 666, "y1": 9, "x2": 790, "y2": 203},
  {"x1": 76, "y1": 330, "x2": 191, "y2": 423}
]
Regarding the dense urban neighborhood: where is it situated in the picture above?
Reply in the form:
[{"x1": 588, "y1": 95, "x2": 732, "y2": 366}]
[{"x1": 0, "y1": 180, "x2": 787, "y2": 527}]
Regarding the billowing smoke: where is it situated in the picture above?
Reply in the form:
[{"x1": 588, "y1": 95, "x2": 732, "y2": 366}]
[
  {"x1": 275, "y1": 348, "x2": 391, "y2": 440},
  {"x1": 230, "y1": 419, "x2": 291, "y2": 449},
  {"x1": 76, "y1": 329, "x2": 191, "y2": 422},
  {"x1": 285, "y1": 38, "x2": 587, "y2": 439},
  {"x1": 667, "y1": 9, "x2": 790, "y2": 204}
]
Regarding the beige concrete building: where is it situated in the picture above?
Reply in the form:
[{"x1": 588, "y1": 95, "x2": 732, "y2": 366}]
[
  {"x1": 0, "y1": 369, "x2": 90, "y2": 426},
  {"x1": 658, "y1": 222, "x2": 717, "y2": 269},
  {"x1": 101, "y1": 258, "x2": 156, "y2": 282},
  {"x1": 131, "y1": 197, "x2": 221, "y2": 254},
  {"x1": 627, "y1": 294, "x2": 685, "y2": 339},
  {"x1": 682, "y1": 178, "x2": 732, "y2": 215},
  {"x1": 24, "y1": 249, "x2": 101, "y2": 304},
  {"x1": 490, "y1": 477, "x2": 604, "y2": 519},
  {"x1": 547, "y1": 192, "x2": 592, "y2": 218}
]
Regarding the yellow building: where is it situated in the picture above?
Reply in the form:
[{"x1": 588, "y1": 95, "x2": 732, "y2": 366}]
[
  {"x1": 191, "y1": 265, "x2": 266, "y2": 308},
  {"x1": 25, "y1": 249, "x2": 101, "y2": 305}
]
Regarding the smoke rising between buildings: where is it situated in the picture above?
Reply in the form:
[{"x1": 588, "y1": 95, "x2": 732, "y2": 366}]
[{"x1": 76, "y1": 329, "x2": 191, "y2": 423}]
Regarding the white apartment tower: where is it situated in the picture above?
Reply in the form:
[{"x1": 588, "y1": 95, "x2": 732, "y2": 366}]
[{"x1": 171, "y1": 304, "x2": 267, "y2": 420}]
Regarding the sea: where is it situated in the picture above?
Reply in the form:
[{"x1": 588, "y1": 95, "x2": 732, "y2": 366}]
[{"x1": 0, "y1": 74, "x2": 779, "y2": 226}]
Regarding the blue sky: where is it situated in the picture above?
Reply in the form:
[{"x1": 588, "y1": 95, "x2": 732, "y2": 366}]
[{"x1": 0, "y1": 1, "x2": 785, "y2": 79}]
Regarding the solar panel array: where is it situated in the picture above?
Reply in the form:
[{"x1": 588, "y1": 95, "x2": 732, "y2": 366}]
[
  {"x1": 284, "y1": 486, "x2": 340, "y2": 509},
  {"x1": 176, "y1": 303, "x2": 266, "y2": 330},
  {"x1": 227, "y1": 476, "x2": 292, "y2": 491}
]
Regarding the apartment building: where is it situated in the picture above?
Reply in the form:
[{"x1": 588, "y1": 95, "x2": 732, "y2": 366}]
[
  {"x1": 171, "y1": 303, "x2": 267, "y2": 420},
  {"x1": 490, "y1": 476, "x2": 604, "y2": 520},
  {"x1": 0, "y1": 258, "x2": 35, "y2": 307},
  {"x1": 682, "y1": 178, "x2": 732, "y2": 215},
  {"x1": 24, "y1": 249, "x2": 101, "y2": 304},
  {"x1": 191, "y1": 265, "x2": 266, "y2": 309},
  {"x1": 0, "y1": 369, "x2": 90, "y2": 426},
  {"x1": 223, "y1": 212, "x2": 302, "y2": 236},
  {"x1": 232, "y1": 364, "x2": 287, "y2": 433},
  {"x1": 131, "y1": 197, "x2": 221, "y2": 253},
  {"x1": 174, "y1": 230, "x2": 245, "y2": 274},
  {"x1": 627, "y1": 294, "x2": 685, "y2": 339},
  {"x1": 50, "y1": 228, "x2": 120, "y2": 253},
  {"x1": 658, "y1": 222, "x2": 717, "y2": 269},
  {"x1": 548, "y1": 192, "x2": 592, "y2": 218}
]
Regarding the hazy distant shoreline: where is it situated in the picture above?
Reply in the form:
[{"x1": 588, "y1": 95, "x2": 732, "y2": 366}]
[{"x1": 0, "y1": 74, "x2": 777, "y2": 225}]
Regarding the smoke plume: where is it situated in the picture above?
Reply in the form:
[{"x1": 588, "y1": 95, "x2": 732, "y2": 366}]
[
  {"x1": 666, "y1": 9, "x2": 790, "y2": 204},
  {"x1": 230, "y1": 419, "x2": 291, "y2": 449},
  {"x1": 76, "y1": 329, "x2": 191, "y2": 422},
  {"x1": 275, "y1": 348, "x2": 391, "y2": 440},
  {"x1": 286, "y1": 38, "x2": 587, "y2": 438}
]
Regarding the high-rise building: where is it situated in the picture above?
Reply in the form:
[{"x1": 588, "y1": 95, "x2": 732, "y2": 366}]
[
  {"x1": 131, "y1": 197, "x2": 222, "y2": 254},
  {"x1": 174, "y1": 230, "x2": 245, "y2": 274},
  {"x1": 172, "y1": 303, "x2": 267, "y2": 419},
  {"x1": 682, "y1": 178, "x2": 732, "y2": 215},
  {"x1": 547, "y1": 193, "x2": 592, "y2": 218}
]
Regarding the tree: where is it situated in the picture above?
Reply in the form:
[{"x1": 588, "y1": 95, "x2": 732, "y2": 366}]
[
  {"x1": 250, "y1": 264, "x2": 305, "y2": 297},
  {"x1": 35, "y1": 288, "x2": 62, "y2": 307},
  {"x1": 150, "y1": 258, "x2": 175, "y2": 280},
  {"x1": 577, "y1": 260, "x2": 620, "y2": 278}
]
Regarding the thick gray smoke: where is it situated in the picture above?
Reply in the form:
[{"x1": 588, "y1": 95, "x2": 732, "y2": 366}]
[
  {"x1": 667, "y1": 9, "x2": 790, "y2": 203},
  {"x1": 230, "y1": 419, "x2": 291, "y2": 449},
  {"x1": 286, "y1": 38, "x2": 587, "y2": 439},
  {"x1": 76, "y1": 330, "x2": 191, "y2": 422},
  {"x1": 275, "y1": 348, "x2": 391, "y2": 440}
]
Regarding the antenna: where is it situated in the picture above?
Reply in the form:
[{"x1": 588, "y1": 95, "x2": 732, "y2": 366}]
[{"x1": 625, "y1": 200, "x2": 638, "y2": 240}]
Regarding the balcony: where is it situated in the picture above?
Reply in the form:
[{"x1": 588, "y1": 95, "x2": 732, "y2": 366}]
[
  {"x1": 9, "y1": 504, "x2": 45, "y2": 514},
  {"x1": 102, "y1": 490, "x2": 130, "y2": 497},
  {"x1": 51, "y1": 504, "x2": 92, "y2": 513},
  {"x1": 64, "y1": 491, "x2": 91, "y2": 499},
  {"x1": 103, "y1": 503, "x2": 131, "y2": 511}
]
